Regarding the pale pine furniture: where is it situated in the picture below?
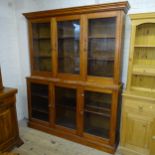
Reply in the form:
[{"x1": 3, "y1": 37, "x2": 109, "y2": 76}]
[
  {"x1": 23, "y1": 1, "x2": 129, "y2": 154},
  {"x1": 120, "y1": 13, "x2": 155, "y2": 155}
]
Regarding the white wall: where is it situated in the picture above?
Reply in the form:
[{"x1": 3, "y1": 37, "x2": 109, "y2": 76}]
[
  {"x1": 1, "y1": 0, "x2": 155, "y2": 120},
  {"x1": 0, "y1": 0, "x2": 24, "y2": 120}
]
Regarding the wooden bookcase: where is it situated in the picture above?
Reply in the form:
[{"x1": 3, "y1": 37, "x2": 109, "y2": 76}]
[
  {"x1": 24, "y1": 1, "x2": 129, "y2": 154},
  {"x1": 120, "y1": 13, "x2": 155, "y2": 155}
]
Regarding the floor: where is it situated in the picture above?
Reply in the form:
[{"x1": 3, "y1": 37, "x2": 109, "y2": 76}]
[{"x1": 12, "y1": 120, "x2": 122, "y2": 155}]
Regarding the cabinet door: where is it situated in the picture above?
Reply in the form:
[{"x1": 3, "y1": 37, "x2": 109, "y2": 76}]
[
  {"x1": 29, "y1": 19, "x2": 52, "y2": 76},
  {"x1": 54, "y1": 85, "x2": 77, "y2": 131},
  {"x1": 122, "y1": 105, "x2": 153, "y2": 154},
  {"x1": 0, "y1": 104, "x2": 16, "y2": 145},
  {"x1": 28, "y1": 81, "x2": 51, "y2": 125},
  {"x1": 55, "y1": 15, "x2": 82, "y2": 79},
  {"x1": 82, "y1": 89, "x2": 113, "y2": 141},
  {"x1": 85, "y1": 12, "x2": 123, "y2": 84}
]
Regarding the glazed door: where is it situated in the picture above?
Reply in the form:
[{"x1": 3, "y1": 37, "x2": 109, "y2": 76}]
[
  {"x1": 85, "y1": 12, "x2": 122, "y2": 84},
  {"x1": 28, "y1": 80, "x2": 52, "y2": 126},
  {"x1": 54, "y1": 15, "x2": 82, "y2": 80},
  {"x1": 54, "y1": 84, "x2": 78, "y2": 133},
  {"x1": 29, "y1": 19, "x2": 52, "y2": 76},
  {"x1": 80, "y1": 88, "x2": 116, "y2": 143}
]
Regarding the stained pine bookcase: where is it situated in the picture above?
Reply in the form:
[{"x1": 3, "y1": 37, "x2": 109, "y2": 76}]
[{"x1": 24, "y1": 1, "x2": 129, "y2": 154}]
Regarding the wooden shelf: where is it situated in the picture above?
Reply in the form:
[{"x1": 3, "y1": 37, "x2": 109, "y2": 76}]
[
  {"x1": 89, "y1": 36, "x2": 115, "y2": 39},
  {"x1": 32, "y1": 108, "x2": 48, "y2": 114},
  {"x1": 85, "y1": 105, "x2": 110, "y2": 113},
  {"x1": 58, "y1": 36, "x2": 79, "y2": 39},
  {"x1": 31, "y1": 92, "x2": 48, "y2": 99},
  {"x1": 85, "y1": 109, "x2": 110, "y2": 118},
  {"x1": 131, "y1": 86, "x2": 155, "y2": 93},
  {"x1": 134, "y1": 45, "x2": 155, "y2": 48},
  {"x1": 58, "y1": 56, "x2": 79, "y2": 60},
  {"x1": 132, "y1": 66, "x2": 155, "y2": 76},
  {"x1": 34, "y1": 55, "x2": 51, "y2": 59},
  {"x1": 88, "y1": 57, "x2": 114, "y2": 61},
  {"x1": 33, "y1": 37, "x2": 50, "y2": 40}
]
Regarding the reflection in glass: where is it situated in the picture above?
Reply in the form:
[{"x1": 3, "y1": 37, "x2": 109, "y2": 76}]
[
  {"x1": 84, "y1": 91, "x2": 112, "y2": 139},
  {"x1": 57, "y1": 20, "x2": 80, "y2": 74},
  {"x1": 88, "y1": 17, "x2": 116, "y2": 77},
  {"x1": 55, "y1": 87, "x2": 76, "y2": 129},
  {"x1": 32, "y1": 22, "x2": 52, "y2": 72},
  {"x1": 31, "y1": 83, "x2": 49, "y2": 122}
]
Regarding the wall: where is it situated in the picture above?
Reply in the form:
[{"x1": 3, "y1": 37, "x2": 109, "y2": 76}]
[
  {"x1": 0, "y1": 0, "x2": 24, "y2": 120},
  {"x1": 1, "y1": 0, "x2": 155, "y2": 120}
]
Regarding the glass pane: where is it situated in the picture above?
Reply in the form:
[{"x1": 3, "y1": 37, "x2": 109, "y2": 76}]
[
  {"x1": 88, "y1": 17, "x2": 116, "y2": 77},
  {"x1": 30, "y1": 83, "x2": 49, "y2": 122},
  {"x1": 32, "y1": 22, "x2": 52, "y2": 72},
  {"x1": 84, "y1": 91, "x2": 112, "y2": 139},
  {"x1": 57, "y1": 20, "x2": 80, "y2": 74},
  {"x1": 55, "y1": 87, "x2": 76, "y2": 129}
]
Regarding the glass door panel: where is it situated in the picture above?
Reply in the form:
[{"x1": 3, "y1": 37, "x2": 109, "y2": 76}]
[
  {"x1": 30, "y1": 83, "x2": 49, "y2": 122},
  {"x1": 55, "y1": 86, "x2": 77, "y2": 129},
  {"x1": 57, "y1": 20, "x2": 80, "y2": 74},
  {"x1": 88, "y1": 17, "x2": 116, "y2": 77},
  {"x1": 84, "y1": 91, "x2": 112, "y2": 139},
  {"x1": 32, "y1": 22, "x2": 52, "y2": 72}
]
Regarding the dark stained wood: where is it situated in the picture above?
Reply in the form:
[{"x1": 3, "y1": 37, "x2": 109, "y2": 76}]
[
  {"x1": 0, "y1": 68, "x2": 3, "y2": 91},
  {"x1": 0, "y1": 88, "x2": 23, "y2": 152},
  {"x1": 23, "y1": 1, "x2": 130, "y2": 19}
]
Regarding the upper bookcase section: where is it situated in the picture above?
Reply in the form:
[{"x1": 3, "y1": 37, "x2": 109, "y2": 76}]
[
  {"x1": 23, "y1": 1, "x2": 129, "y2": 19},
  {"x1": 23, "y1": 2, "x2": 129, "y2": 85},
  {"x1": 126, "y1": 13, "x2": 155, "y2": 97}
]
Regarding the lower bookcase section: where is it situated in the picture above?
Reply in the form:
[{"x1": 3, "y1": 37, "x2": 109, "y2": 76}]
[
  {"x1": 27, "y1": 77, "x2": 121, "y2": 153},
  {"x1": 28, "y1": 120, "x2": 116, "y2": 154}
]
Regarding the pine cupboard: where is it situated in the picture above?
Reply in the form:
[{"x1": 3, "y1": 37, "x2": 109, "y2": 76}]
[
  {"x1": 24, "y1": 1, "x2": 129, "y2": 154},
  {"x1": 120, "y1": 13, "x2": 155, "y2": 155}
]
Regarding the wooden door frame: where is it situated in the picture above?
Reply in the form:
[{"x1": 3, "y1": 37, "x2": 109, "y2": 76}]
[{"x1": 28, "y1": 18, "x2": 53, "y2": 77}]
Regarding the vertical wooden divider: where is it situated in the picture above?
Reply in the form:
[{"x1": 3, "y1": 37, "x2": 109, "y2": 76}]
[
  {"x1": 77, "y1": 86, "x2": 84, "y2": 136},
  {"x1": 51, "y1": 18, "x2": 57, "y2": 77}
]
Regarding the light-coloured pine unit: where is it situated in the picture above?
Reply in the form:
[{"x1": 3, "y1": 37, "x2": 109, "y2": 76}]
[
  {"x1": 120, "y1": 13, "x2": 155, "y2": 155},
  {"x1": 127, "y1": 13, "x2": 155, "y2": 97}
]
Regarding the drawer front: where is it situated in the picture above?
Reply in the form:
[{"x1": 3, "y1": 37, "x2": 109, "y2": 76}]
[{"x1": 123, "y1": 97, "x2": 155, "y2": 116}]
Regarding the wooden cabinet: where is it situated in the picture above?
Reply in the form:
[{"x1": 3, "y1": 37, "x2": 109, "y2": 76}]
[
  {"x1": 120, "y1": 13, "x2": 155, "y2": 155},
  {"x1": 120, "y1": 93, "x2": 155, "y2": 155},
  {"x1": 24, "y1": 1, "x2": 129, "y2": 154},
  {"x1": 0, "y1": 68, "x2": 3, "y2": 90},
  {"x1": 0, "y1": 88, "x2": 23, "y2": 152}
]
